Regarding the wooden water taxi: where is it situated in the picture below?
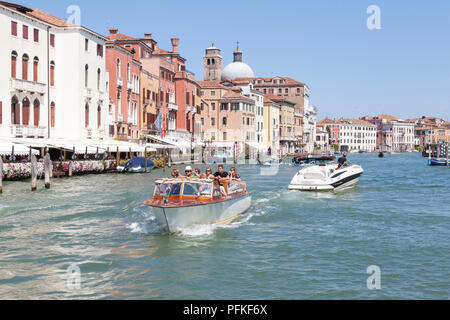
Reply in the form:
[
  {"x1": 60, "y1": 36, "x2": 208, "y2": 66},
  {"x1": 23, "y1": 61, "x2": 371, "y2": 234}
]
[{"x1": 144, "y1": 178, "x2": 252, "y2": 233}]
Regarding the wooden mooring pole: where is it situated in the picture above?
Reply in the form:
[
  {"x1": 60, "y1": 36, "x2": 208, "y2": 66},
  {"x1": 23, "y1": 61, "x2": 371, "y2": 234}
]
[
  {"x1": 144, "y1": 147, "x2": 148, "y2": 173},
  {"x1": 44, "y1": 153, "x2": 52, "y2": 189},
  {"x1": 446, "y1": 142, "x2": 449, "y2": 166},
  {"x1": 0, "y1": 157, "x2": 3, "y2": 194},
  {"x1": 68, "y1": 161, "x2": 73, "y2": 177},
  {"x1": 31, "y1": 154, "x2": 38, "y2": 191}
]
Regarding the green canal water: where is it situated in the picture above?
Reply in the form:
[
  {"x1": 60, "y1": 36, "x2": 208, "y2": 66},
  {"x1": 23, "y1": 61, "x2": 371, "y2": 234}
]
[{"x1": 0, "y1": 153, "x2": 448, "y2": 299}]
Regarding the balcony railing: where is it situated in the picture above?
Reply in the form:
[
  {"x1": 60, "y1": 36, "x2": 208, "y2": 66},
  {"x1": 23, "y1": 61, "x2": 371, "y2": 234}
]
[
  {"x1": 186, "y1": 104, "x2": 191, "y2": 113},
  {"x1": 127, "y1": 80, "x2": 133, "y2": 91},
  {"x1": 144, "y1": 98, "x2": 153, "y2": 105},
  {"x1": 10, "y1": 125, "x2": 46, "y2": 138},
  {"x1": 117, "y1": 114, "x2": 123, "y2": 122},
  {"x1": 168, "y1": 103, "x2": 178, "y2": 111},
  {"x1": 86, "y1": 128, "x2": 93, "y2": 139},
  {"x1": 143, "y1": 123, "x2": 159, "y2": 135},
  {"x1": 85, "y1": 88, "x2": 92, "y2": 98},
  {"x1": 117, "y1": 77, "x2": 123, "y2": 87},
  {"x1": 10, "y1": 78, "x2": 46, "y2": 94}
]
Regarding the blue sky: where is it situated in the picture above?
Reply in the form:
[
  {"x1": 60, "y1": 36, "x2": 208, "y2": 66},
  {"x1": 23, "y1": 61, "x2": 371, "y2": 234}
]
[{"x1": 18, "y1": 0, "x2": 450, "y2": 120}]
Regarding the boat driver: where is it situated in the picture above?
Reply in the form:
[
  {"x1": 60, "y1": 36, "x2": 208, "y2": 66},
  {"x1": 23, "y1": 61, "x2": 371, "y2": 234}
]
[{"x1": 338, "y1": 153, "x2": 348, "y2": 169}]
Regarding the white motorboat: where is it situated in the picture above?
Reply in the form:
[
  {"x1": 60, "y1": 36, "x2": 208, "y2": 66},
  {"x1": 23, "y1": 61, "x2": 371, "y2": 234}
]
[
  {"x1": 145, "y1": 179, "x2": 251, "y2": 232},
  {"x1": 288, "y1": 163, "x2": 364, "y2": 191}
]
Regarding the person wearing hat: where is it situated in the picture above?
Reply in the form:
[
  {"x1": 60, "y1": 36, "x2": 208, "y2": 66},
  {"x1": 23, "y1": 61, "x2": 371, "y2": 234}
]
[{"x1": 184, "y1": 166, "x2": 193, "y2": 179}]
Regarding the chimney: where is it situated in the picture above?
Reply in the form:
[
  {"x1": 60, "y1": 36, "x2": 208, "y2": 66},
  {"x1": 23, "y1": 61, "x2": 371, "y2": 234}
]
[
  {"x1": 144, "y1": 33, "x2": 152, "y2": 39},
  {"x1": 171, "y1": 38, "x2": 179, "y2": 53},
  {"x1": 109, "y1": 28, "x2": 118, "y2": 40}
]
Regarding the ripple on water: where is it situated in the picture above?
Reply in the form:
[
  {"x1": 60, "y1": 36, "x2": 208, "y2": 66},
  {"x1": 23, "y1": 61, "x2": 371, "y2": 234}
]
[{"x1": 0, "y1": 155, "x2": 449, "y2": 299}]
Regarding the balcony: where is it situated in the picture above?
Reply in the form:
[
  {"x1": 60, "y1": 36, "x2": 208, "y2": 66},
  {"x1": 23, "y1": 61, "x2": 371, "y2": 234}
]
[
  {"x1": 127, "y1": 80, "x2": 133, "y2": 91},
  {"x1": 86, "y1": 128, "x2": 93, "y2": 139},
  {"x1": 143, "y1": 123, "x2": 159, "y2": 135},
  {"x1": 117, "y1": 77, "x2": 123, "y2": 87},
  {"x1": 10, "y1": 78, "x2": 46, "y2": 95},
  {"x1": 144, "y1": 98, "x2": 153, "y2": 105},
  {"x1": 85, "y1": 88, "x2": 92, "y2": 98},
  {"x1": 168, "y1": 103, "x2": 178, "y2": 111},
  {"x1": 186, "y1": 104, "x2": 191, "y2": 113},
  {"x1": 117, "y1": 114, "x2": 123, "y2": 122},
  {"x1": 11, "y1": 125, "x2": 46, "y2": 138}
]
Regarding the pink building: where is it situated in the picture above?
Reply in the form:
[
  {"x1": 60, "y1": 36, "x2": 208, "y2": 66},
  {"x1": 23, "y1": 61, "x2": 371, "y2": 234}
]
[{"x1": 106, "y1": 29, "x2": 141, "y2": 141}]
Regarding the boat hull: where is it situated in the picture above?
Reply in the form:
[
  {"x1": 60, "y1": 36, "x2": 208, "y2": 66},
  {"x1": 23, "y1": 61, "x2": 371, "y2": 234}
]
[
  {"x1": 150, "y1": 194, "x2": 252, "y2": 232},
  {"x1": 428, "y1": 158, "x2": 449, "y2": 166},
  {"x1": 288, "y1": 164, "x2": 364, "y2": 192}
]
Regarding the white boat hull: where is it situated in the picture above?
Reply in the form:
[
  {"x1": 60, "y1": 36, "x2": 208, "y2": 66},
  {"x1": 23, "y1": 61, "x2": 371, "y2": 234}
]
[
  {"x1": 151, "y1": 194, "x2": 252, "y2": 232},
  {"x1": 288, "y1": 164, "x2": 364, "y2": 192}
]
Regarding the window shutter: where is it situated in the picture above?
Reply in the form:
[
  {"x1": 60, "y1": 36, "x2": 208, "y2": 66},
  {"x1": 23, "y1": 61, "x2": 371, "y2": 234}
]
[
  {"x1": 22, "y1": 101, "x2": 29, "y2": 125},
  {"x1": 23, "y1": 25, "x2": 28, "y2": 39},
  {"x1": 34, "y1": 102, "x2": 39, "y2": 126},
  {"x1": 11, "y1": 21, "x2": 17, "y2": 36},
  {"x1": 34, "y1": 29, "x2": 39, "y2": 42},
  {"x1": 11, "y1": 55, "x2": 16, "y2": 78}
]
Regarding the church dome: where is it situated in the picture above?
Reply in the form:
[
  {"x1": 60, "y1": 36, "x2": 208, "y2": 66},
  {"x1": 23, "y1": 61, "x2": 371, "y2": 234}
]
[
  {"x1": 221, "y1": 43, "x2": 254, "y2": 81},
  {"x1": 221, "y1": 62, "x2": 255, "y2": 81}
]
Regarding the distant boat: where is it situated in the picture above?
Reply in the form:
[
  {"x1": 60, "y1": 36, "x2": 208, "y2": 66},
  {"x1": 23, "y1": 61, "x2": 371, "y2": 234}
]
[
  {"x1": 378, "y1": 152, "x2": 384, "y2": 158},
  {"x1": 117, "y1": 157, "x2": 154, "y2": 173},
  {"x1": 428, "y1": 158, "x2": 449, "y2": 166}
]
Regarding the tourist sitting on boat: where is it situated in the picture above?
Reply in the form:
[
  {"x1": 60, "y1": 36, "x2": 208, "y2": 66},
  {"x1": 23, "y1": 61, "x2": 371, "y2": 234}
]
[
  {"x1": 214, "y1": 165, "x2": 229, "y2": 180},
  {"x1": 184, "y1": 166, "x2": 193, "y2": 179},
  {"x1": 338, "y1": 153, "x2": 348, "y2": 169},
  {"x1": 194, "y1": 168, "x2": 201, "y2": 178},
  {"x1": 228, "y1": 167, "x2": 241, "y2": 181},
  {"x1": 213, "y1": 179, "x2": 228, "y2": 197},
  {"x1": 171, "y1": 169, "x2": 181, "y2": 179},
  {"x1": 206, "y1": 168, "x2": 215, "y2": 179}
]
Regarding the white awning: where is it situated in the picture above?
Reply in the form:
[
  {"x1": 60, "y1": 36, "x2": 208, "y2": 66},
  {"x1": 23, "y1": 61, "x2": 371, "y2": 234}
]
[
  {"x1": 0, "y1": 141, "x2": 40, "y2": 156},
  {"x1": 245, "y1": 142, "x2": 266, "y2": 151},
  {"x1": 9, "y1": 138, "x2": 154, "y2": 154},
  {"x1": 206, "y1": 142, "x2": 235, "y2": 148},
  {"x1": 144, "y1": 143, "x2": 177, "y2": 150}
]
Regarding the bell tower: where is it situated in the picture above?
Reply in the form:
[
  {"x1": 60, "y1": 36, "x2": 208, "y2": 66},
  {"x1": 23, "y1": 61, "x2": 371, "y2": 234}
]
[{"x1": 203, "y1": 43, "x2": 222, "y2": 81}]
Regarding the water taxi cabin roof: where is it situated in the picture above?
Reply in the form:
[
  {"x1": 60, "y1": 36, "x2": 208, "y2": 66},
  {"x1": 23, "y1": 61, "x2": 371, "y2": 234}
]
[{"x1": 155, "y1": 178, "x2": 215, "y2": 184}]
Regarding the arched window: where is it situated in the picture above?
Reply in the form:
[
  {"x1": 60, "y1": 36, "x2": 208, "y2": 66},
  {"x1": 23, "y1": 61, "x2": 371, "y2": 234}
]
[
  {"x1": 11, "y1": 51, "x2": 17, "y2": 78},
  {"x1": 33, "y1": 57, "x2": 39, "y2": 82},
  {"x1": 50, "y1": 61, "x2": 55, "y2": 86},
  {"x1": 84, "y1": 64, "x2": 89, "y2": 88},
  {"x1": 116, "y1": 59, "x2": 121, "y2": 78},
  {"x1": 33, "y1": 99, "x2": 40, "y2": 126},
  {"x1": 97, "y1": 105, "x2": 101, "y2": 128},
  {"x1": 85, "y1": 103, "x2": 89, "y2": 128},
  {"x1": 127, "y1": 63, "x2": 130, "y2": 81},
  {"x1": 50, "y1": 102, "x2": 55, "y2": 127},
  {"x1": 22, "y1": 54, "x2": 29, "y2": 80},
  {"x1": 97, "y1": 68, "x2": 101, "y2": 90},
  {"x1": 11, "y1": 96, "x2": 20, "y2": 125},
  {"x1": 22, "y1": 97, "x2": 30, "y2": 125}
]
